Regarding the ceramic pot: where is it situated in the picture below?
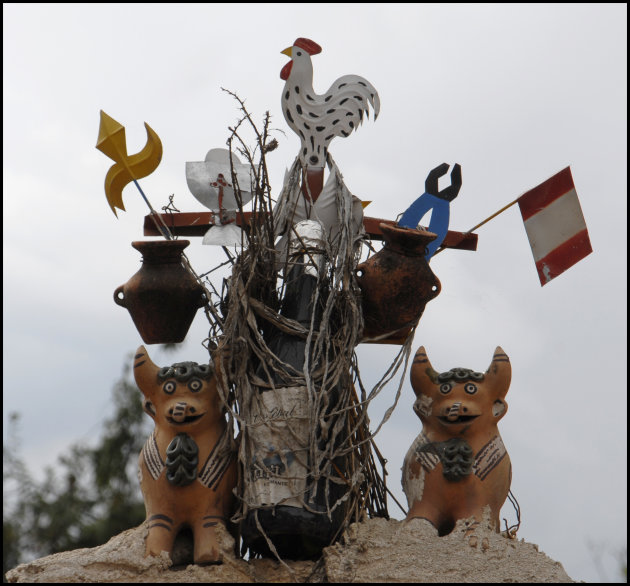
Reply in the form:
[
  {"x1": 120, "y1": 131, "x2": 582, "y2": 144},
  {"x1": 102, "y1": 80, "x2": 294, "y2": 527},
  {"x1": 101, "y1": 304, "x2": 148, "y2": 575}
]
[
  {"x1": 114, "y1": 240, "x2": 206, "y2": 344},
  {"x1": 356, "y1": 223, "x2": 441, "y2": 341}
]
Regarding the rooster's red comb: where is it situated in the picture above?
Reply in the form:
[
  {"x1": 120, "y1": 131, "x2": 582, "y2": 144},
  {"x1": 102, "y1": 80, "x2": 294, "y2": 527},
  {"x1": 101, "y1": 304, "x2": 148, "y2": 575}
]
[{"x1": 293, "y1": 38, "x2": 322, "y2": 55}]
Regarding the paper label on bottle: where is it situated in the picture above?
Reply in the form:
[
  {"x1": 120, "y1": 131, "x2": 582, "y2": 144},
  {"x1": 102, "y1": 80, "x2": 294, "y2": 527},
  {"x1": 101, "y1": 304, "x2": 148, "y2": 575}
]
[{"x1": 245, "y1": 386, "x2": 311, "y2": 509}]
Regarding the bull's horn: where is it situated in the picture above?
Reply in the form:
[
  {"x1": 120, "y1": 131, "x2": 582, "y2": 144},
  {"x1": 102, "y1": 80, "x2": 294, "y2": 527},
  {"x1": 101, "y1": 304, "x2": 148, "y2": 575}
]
[
  {"x1": 410, "y1": 346, "x2": 439, "y2": 396},
  {"x1": 133, "y1": 345, "x2": 162, "y2": 397},
  {"x1": 485, "y1": 346, "x2": 512, "y2": 399}
]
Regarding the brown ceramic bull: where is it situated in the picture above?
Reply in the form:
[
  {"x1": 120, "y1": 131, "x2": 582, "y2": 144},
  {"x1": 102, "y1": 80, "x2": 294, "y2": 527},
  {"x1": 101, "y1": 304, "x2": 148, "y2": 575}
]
[
  {"x1": 402, "y1": 346, "x2": 512, "y2": 535},
  {"x1": 133, "y1": 345, "x2": 237, "y2": 564}
]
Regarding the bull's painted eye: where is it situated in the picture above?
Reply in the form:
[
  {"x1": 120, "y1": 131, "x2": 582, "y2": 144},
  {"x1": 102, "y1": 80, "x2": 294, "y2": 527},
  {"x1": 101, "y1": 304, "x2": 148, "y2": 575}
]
[
  {"x1": 163, "y1": 381, "x2": 176, "y2": 395},
  {"x1": 464, "y1": 383, "x2": 477, "y2": 394},
  {"x1": 188, "y1": 378, "x2": 203, "y2": 393},
  {"x1": 439, "y1": 383, "x2": 452, "y2": 394}
]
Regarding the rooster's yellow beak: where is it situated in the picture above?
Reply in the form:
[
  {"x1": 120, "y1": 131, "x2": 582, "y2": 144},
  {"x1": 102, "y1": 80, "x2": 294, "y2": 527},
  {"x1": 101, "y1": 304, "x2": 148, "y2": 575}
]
[{"x1": 281, "y1": 47, "x2": 292, "y2": 57}]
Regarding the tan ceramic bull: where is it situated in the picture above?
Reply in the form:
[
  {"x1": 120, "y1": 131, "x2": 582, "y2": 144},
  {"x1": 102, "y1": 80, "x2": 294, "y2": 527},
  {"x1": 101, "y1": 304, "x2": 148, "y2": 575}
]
[
  {"x1": 402, "y1": 346, "x2": 512, "y2": 535},
  {"x1": 133, "y1": 345, "x2": 237, "y2": 564}
]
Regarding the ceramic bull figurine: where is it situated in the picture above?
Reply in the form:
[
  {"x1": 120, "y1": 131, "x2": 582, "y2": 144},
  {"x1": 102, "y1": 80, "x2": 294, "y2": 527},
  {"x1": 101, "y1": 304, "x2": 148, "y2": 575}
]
[
  {"x1": 133, "y1": 345, "x2": 237, "y2": 564},
  {"x1": 402, "y1": 346, "x2": 512, "y2": 536}
]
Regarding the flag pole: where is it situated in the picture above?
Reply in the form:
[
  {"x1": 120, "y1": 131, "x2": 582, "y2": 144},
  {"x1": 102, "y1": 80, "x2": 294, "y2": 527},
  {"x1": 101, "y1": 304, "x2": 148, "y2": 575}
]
[
  {"x1": 432, "y1": 195, "x2": 521, "y2": 257},
  {"x1": 463, "y1": 197, "x2": 521, "y2": 234}
]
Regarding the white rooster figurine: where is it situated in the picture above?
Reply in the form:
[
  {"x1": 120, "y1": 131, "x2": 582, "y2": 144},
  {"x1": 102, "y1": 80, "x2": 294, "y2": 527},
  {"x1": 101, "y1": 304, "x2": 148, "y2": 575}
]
[
  {"x1": 280, "y1": 37, "x2": 380, "y2": 192},
  {"x1": 273, "y1": 37, "x2": 379, "y2": 260}
]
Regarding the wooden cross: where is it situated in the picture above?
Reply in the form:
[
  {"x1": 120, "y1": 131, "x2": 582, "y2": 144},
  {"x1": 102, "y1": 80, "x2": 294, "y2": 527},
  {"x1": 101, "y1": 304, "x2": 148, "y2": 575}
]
[
  {"x1": 143, "y1": 211, "x2": 478, "y2": 251},
  {"x1": 143, "y1": 211, "x2": 476, "y2": 344}
]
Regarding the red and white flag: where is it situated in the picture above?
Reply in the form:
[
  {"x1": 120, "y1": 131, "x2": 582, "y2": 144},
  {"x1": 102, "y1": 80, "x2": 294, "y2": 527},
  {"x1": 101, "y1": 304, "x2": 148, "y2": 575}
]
[{"x1": 517, "y1": 167, "x2": 592, "y2": 286}]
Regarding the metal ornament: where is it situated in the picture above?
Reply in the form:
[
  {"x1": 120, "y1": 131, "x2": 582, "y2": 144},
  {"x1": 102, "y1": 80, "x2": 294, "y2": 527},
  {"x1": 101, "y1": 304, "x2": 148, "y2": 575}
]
[
  {"x1": 186, "y1": 148, "x2": 253, "y2": 211},
  {"x1": 398, "y1": 163, "x2": 462, "y2": 260},
  {"x1": 186, "y1": 148, "x2": 253, "y2": 247},
  {"x1": 280, "y1": 37, "x2": 380, "y2": 169},
  {"x1": 96, "y1": 110, "x2": 163, "y2": 216}
]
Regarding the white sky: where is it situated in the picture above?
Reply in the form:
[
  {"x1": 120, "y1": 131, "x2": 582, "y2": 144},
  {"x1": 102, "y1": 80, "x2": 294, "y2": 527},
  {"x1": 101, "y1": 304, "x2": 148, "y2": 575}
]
[{"x1": 3, "y1": 3, "x2": 627, "y2": 582}]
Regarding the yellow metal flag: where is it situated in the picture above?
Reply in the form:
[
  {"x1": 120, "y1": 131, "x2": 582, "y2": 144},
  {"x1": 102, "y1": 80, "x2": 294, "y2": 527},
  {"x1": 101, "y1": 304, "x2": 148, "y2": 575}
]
[{"x1": 96, "y1": 110, "x2": 163, "y2": 216}]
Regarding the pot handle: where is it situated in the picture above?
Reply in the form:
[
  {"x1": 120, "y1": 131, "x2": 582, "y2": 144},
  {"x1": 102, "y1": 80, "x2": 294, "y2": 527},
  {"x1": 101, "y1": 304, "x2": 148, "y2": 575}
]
[
  {"x1": 197, "y1": 290, "x2": 208, "y2": 308},
  {"x1": 429, "y1": 277, "x2": 442, "y2": 299},
  {"x1": 113, "y1": 285, "x2": 126, "y2": 307}
]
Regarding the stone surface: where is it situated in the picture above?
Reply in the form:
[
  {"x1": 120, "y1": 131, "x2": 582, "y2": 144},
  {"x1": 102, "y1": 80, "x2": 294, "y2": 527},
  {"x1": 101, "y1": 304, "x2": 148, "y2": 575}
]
[
  {"x1": 5, "y1": 517, "x2": 575, "y2": 583},
  {"x1": 324, "y1": 516, "x2": 574, "y2": 583}
]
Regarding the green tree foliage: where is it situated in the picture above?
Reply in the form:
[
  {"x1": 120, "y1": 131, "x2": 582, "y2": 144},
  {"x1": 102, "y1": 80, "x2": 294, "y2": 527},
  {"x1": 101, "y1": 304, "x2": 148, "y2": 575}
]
[
  {"x1": 3, "y1": 353, "x2": 151, "y2": 579},
  {"x1": 3, "y1": 412, "x2": 31, "y2": 578}
]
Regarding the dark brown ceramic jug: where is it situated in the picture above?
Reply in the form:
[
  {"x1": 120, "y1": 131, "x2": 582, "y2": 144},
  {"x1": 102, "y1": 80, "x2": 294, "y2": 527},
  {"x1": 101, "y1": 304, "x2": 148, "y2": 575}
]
[
  {"x1": 356, "y1": 223, "x2": 441, "y2": 343},
  {"x1": 114, "y1": 240, "x2": 206, "y2": 344}
]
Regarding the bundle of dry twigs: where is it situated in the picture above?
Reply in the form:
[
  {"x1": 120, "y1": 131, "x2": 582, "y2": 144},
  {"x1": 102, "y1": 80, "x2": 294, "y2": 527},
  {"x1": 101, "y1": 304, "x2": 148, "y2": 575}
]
[{"x1": 202, "y1": 92, "x2": 415, "y2": 559}]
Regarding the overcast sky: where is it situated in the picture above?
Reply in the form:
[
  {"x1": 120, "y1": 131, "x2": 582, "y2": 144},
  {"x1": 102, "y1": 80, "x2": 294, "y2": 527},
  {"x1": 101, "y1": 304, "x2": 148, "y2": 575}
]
[{"x1": 3, "y1": 3, "x2": 627, "y2": 582}]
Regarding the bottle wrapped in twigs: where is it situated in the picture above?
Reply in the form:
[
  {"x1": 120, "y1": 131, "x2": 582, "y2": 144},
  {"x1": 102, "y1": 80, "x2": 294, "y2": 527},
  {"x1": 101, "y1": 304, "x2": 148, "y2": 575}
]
[{"x1": 241, "y1": 220, "x2": 348, "y2": 559}]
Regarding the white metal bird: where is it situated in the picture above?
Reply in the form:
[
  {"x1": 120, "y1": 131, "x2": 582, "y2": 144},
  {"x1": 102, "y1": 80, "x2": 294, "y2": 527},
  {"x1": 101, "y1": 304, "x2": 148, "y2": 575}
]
[
  {"x1": 280, "y1": 37, "x2": 380, "y2": 171},
  {"x1": 185, "y1": 148, "x2": 253, "y2": 211},
  {"x1": 185, "y1": 148, "x2": 253, "y2": 246}
]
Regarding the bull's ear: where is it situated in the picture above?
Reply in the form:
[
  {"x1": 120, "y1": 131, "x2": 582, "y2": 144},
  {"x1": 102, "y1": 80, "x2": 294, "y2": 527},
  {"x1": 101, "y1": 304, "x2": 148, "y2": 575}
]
[
  {"x1": 410, "y1": 346, "x2": 439, "y2": 397},
  {"x1": 133, "y1": 346, "x2": 161, "y2": 397},
  {"x1": 485, "y1": 346, "x2": 512, "y2": 399}
]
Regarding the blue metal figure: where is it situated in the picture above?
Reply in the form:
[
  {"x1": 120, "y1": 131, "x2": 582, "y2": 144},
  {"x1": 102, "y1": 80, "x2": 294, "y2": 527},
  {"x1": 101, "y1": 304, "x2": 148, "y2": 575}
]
[{"x1": 398, "y1": 163, "x2": 462, "y2": 260}]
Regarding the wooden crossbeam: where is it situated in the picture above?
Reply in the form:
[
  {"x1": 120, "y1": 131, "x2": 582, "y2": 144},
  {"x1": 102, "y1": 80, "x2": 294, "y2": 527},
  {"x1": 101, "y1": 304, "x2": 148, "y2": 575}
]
[{"x1": 143, "y1": 212, "x2": 477, "y2": 251}]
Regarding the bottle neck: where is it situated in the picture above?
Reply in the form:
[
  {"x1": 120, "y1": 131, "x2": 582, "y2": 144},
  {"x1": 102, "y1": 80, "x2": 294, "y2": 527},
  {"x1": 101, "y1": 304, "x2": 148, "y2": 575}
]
[
  {"x1": 280, "y1": 263, "x2": 323, "y2": 327},
  {"x1": 257, "y1": 263, "x2": 326, "y2": 387}
]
